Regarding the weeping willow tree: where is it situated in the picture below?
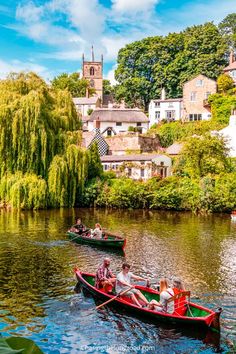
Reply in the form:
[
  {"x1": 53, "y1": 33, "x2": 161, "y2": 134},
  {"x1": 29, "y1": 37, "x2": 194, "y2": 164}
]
[
  {"x1": 0, "y1": 72, "x2": 100, "y2": 209},
  {"x1": 0, "y1": 72, "x2": 81, "y2": 178}
]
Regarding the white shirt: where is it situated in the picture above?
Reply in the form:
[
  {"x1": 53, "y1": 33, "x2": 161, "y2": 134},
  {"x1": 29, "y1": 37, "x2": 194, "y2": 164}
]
[
  {"x1": 160, "y1": 288, "x2": 174, "y2": 313},
  {"x1": 116, "y1": 271, "x2": 133, "y2": 293}
]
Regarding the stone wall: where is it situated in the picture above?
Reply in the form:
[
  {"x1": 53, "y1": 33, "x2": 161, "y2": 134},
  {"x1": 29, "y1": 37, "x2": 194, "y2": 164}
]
[{"x1": 105, "y1": 134, "x2": 160, "y2": 155}]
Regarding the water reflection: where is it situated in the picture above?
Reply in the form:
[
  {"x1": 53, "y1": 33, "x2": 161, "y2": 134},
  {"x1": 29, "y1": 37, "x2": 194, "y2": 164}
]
[{"x1": 0, "y1": 208, "x2": 235, "y2": 353}]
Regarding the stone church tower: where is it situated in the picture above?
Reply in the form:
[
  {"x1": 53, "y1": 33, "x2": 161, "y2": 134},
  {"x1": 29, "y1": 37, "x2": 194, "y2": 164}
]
[{"x1": 82, "y1": 46, "x2": 103, "y2": 100}]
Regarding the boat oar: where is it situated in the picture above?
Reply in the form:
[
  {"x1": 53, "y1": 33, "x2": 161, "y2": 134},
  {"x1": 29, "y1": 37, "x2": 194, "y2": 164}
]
[{"x1": 96, "y1": 286, "x2": 133, "y2": 310}]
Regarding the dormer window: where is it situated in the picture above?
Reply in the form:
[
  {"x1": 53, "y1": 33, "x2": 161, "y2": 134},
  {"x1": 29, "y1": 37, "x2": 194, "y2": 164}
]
[{"x1": 90, "y1": 67, "x2": 95, "y2": 76}]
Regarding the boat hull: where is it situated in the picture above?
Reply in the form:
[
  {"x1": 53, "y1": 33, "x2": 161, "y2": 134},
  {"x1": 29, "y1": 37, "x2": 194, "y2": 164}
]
[
  {"x1": 68, "y1": 231, "x2": 126, "y2": 249},
  {"x1": 75, "y1": 270, "x2": 221, "y2": 330}
]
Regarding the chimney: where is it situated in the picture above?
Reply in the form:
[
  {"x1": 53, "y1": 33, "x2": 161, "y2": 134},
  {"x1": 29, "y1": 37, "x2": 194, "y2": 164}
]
[
  {"x1": 120, "y1": 100, "x2": 125, "y2": 109},
  {"x1": 161, "y1": 88, "x2": 166, "y2": 100},
  {"x1": 86, "y1": 88, "x2": 89, "y2": 98},
  {"x1": 230, "y1": 50, "x2": 235, "y2": 64},
  {"x1": 94, "y1": 118, "x2": 100, "y2": 129},
  {"x1": 229, "y1": 109, "x2": 236, "y2": 127}
]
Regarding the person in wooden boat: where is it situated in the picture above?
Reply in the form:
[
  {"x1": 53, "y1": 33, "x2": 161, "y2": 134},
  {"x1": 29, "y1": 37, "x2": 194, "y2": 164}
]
[
  {"x1": 70, "y1": 218, "x2": 86, "y2": 235},
  {"x1": 116, "y1": 263, "x2": 150, "y2": 308},
  {"x1": 148, "y1": 278, "x2": 174, "y2": 313},
  {"x1": 172, "y1": 277, "x2": 187, "y2": 316},
  {"x1": 91, "y1": 223, "x2": 103, "y2": 238},
  {"x1": 95, "y1": 258, "x2": 116, "y2": 293}
]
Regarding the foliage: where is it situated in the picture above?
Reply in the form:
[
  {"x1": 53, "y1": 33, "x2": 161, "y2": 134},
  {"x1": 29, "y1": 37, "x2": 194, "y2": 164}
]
[
  {"x1": 208, "y1": 93, "x2": 236, "y2": 124},
  {"x1": 0, "y1": 172, "x2": 47, "y2": 209},
  {"x1": 0, "y1": 72, "x2": 80, "y2": 179},
  {"x1": 219, "y1": 13, "x2": 236, "y2": 49},
  {"x1": 115, "y1": 22, "x2": 227, "y2": 109},
  {"x1": 81, "y1": 172, "x2": 236, "y2": 213},
  {"x1": 217, "y1": 74, "x2": 235, "y2": 94},
  {"x1": 87, "y1": 143, "x2": 103, "y2": 180},
  {"x1": 87, "y1": 108, "x2": 93, "y2": 115},
  {"x1": 51, "y1": 72, "x2": 95, "y2": 97},
  {"x1": 148, "y1": 120, "x2": 225, "y2": 147},
  {"x1": 174, "y1": 134, "x2": 232, "y2": 178},
  {"x1": 0, "y1": 336, "x2": 44, "y2": 353},
  {"x1": 103, "y1": 79, "x2": 114, "y2": 95}
]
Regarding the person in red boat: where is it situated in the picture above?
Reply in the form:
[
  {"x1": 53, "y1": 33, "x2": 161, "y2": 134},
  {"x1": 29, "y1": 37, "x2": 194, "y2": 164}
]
[
  {"x1": 95, "y1": 258, "x2": 116, "y2": 293},
  {"x1": 148, "y1": 278, "x2": 174, "y2": 313},
  {"x1": 115, "y1": 263, "x2": 150, "y2": 308},
  {"x1": 172, "y1": 277, "x2": 187, "y2": 316}
]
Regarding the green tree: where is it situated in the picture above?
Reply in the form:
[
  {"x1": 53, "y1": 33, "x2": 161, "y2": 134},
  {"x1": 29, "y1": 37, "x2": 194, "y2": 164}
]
[
  {"x1": 217, "y1": 73, "x2": 234, "y2": 94},
  {"x1": 175, "y1": 134, "x2": 231, "y2": 178},
  {"x1": 208, "y1": 93, "x2": 236, "y2": 124},
  {"x1": 115, "y1": 22, "x2": 227, "y2": 108},
  {"x1": 51, "y1": 72, "x2": 96, "y2": 97},
  {"x1": 219, "y1": 13, "x2": 236, "y2": 49},
  {"x1": 87, "y1": 143, "x2": 103, "y2": 179},
  {"x1": 103, "y1": 79, "x2": 114, "y2": 95}
]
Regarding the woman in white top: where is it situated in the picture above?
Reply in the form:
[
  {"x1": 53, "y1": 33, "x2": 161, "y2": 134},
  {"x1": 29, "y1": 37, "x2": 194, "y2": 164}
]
[
  {"x1": 148, "y1": 278, "x2": 174, "y2": 313},
  {"x1": 91, "y1": 223, "x2": 103, "y2": 238}
]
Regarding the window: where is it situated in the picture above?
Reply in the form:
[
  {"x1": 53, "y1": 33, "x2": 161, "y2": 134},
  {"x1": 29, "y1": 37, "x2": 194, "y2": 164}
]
[
  {"x1": 205, "y1": 92, "x2": 211, "y2": 99},
  {"x1": 168, "y1": 102, "x2": 174, "y2": 108},
  {"x1": 107, "y1": 130, "x2": 112, "y2": 136},
  {"x1": 155, "y1": 111, "x2": 160, "y2": 119},
  {"x1": 231, "y1": 70, "x2": 236, "y2": 77},
  {"x1": 165, "y1": 111, "x2": 175, "y2": 119},
  {"x1": 190, "y1": 92, "x2": 196, "y2": 101},
  {"x1": 196, "y1": 79, "x2": 204, "y2": 87},
  {"x1": 112, "y1": 164, "x2": 116, "y2": 170},
  {"x1": 116, "y1": 122, "x2": 122, "y2": 126},
  {"x1": 140, "y1": 169, "x2": 145, "y2": 178},
  {"x1": 189, "y1": 114, "x2": 202, "y2": 121},
  {"x1": 160, "y1": 161, "x2": 164, "y2": 166},
  {"x1": 137, "y1": 122, "x2": 142, "y2": 127},
  {"x1": 128, "y1": 168, "x2": 132, "y2": 176},
  {"x1": 155, "y1": 102, "x2": 160, "y2": 108},
  {"x1": 90, "y1": 67, "x2": 95, "y2": 76},
  {"x1": 104, "y1": 164, "x2": 108, "y2": 171}
]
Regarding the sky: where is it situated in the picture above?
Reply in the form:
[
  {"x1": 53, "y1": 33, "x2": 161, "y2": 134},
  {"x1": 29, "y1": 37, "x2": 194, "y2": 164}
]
[{"x1": 0, "y1": 0, "x2": 235, "y2": 83}]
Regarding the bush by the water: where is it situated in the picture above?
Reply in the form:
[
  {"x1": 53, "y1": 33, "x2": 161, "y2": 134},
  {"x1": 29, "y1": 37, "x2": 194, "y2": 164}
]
[{"x1": 82, "y1": 173, "x2": 236, "y2": 213}]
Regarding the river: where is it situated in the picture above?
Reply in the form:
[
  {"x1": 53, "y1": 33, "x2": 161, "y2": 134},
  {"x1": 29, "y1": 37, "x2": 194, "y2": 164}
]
[{"x1": 0, "y1": 208, "x2": 235, "y2": 353}]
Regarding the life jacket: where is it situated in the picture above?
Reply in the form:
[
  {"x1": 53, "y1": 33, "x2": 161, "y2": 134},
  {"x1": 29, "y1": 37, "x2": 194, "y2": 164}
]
[{"x1": 172, "y1": 288, "x2": 187, "y2": 316}]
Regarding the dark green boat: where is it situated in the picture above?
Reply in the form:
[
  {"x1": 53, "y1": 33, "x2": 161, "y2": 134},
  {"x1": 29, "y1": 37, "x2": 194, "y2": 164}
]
[
  {"x1": 67, "y1": 231, "x2": 126, "y2": 249},
  {"x1": 75, "y1": 270, "x2": 222, "y2": 330}
]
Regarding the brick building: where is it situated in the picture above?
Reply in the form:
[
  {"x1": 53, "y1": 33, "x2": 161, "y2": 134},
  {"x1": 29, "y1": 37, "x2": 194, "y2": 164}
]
[{"x1": 183, "y1": 74, "x2": 217, "y2": 121}]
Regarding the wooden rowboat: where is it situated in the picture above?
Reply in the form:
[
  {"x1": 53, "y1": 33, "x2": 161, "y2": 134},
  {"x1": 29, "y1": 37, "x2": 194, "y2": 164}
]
[
  {"x1": 75, "y1": 269, "x2": 222, "y2": 330},
  {"x1": 67, "y1": 230, "x2": 126, "y2": 249}
]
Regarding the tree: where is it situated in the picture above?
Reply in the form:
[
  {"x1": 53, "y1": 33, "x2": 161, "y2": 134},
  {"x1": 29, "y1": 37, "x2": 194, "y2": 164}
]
[
  {"x1": 87, "y1": 143, "x2": 103, "y2": 180},
  {"x1": 103, "y1": 79, "x2": 114, "y2": 95},
  {"x1": 219, "y1": 13, "x2": 236, "y2": 49},
  {"x1": 174, "y1": 134, "x2": 231, "y2": 178},
  {"x1": 217, "y1": 73, "x2": 235, "y2": 94},
  {"x1": 51, "y1": 72, "x2": 96, "y2": 97},
  {"x1": 115, "y1": 22, "x2": 227, "y2": 108}
]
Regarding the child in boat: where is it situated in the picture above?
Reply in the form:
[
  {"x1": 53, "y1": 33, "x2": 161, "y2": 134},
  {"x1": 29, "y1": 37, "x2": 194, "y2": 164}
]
[
  {"x1": 91, "y1": 223, "x2": 103, "y2": 238},
  {"x1": 148, "y1": 278, "x2": 174, "y2": 313},
  {"x1": 172, "y1": 277, "x2": 187, "y2": 316}
]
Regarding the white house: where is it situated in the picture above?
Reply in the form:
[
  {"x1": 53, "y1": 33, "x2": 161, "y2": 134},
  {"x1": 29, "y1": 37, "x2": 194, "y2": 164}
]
[
  {"x1": 86, "y1": 107, "x2": 149, "y2": 136},
  {"x1": 101, "y1": 154, "x2": 172, "y2": 180},
  {"x1": 73, "y1": 96, "x2": 101, "y2": 117},
  {"x1": 218, "y1": 111, "x2": 236, "y2": 157},
  {"x1": 149, "y1": 89, "x2": 183, "y2": 127}
]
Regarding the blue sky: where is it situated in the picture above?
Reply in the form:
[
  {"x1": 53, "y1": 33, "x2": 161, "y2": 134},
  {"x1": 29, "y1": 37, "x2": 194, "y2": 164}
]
[{"x1": 0, "y1": 0, "x2": 235, "y2": 83}]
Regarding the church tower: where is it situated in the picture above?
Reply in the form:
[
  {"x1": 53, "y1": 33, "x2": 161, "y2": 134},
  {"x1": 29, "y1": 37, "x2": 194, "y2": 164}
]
[{"x1": 82, "y1": 46, "x2": 103, "y2": 100}]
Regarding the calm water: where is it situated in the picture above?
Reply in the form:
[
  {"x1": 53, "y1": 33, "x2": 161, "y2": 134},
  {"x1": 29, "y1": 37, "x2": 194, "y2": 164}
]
[{"x1": 0, "y1": 208, "x2": 235, "y2": 353}]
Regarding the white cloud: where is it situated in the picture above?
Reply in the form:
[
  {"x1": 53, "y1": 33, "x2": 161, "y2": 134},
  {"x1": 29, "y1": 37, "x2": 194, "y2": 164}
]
[
  {"x1": 112, "y1": 0, "x2": 159, "y2": 13},
  {"x1": 105, "y1": 65, "x2": 117, "y2": 85},
  {"x1": 0, "y1": 58, "x2": 53, "y2": 80}
]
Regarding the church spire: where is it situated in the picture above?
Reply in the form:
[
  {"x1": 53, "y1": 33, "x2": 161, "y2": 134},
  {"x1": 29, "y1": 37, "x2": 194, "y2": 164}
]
[{"x1": 91, "y1": 45, "x2": 94, "y2": 62}]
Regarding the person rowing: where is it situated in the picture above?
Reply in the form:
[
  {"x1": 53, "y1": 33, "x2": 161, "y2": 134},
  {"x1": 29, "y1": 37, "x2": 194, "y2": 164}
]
[
  {"x1": 116, "y1": 263, "x2": 150, "y2": 308},
  {"x1": 70, "y1": 218, "x2": 87, "y2": 235}
]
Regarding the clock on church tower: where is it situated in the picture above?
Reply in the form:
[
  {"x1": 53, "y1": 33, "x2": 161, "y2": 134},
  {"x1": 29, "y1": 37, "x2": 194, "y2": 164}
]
[{"x1": 82, "y1": 46, "x2": 103, "y2": 100}]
